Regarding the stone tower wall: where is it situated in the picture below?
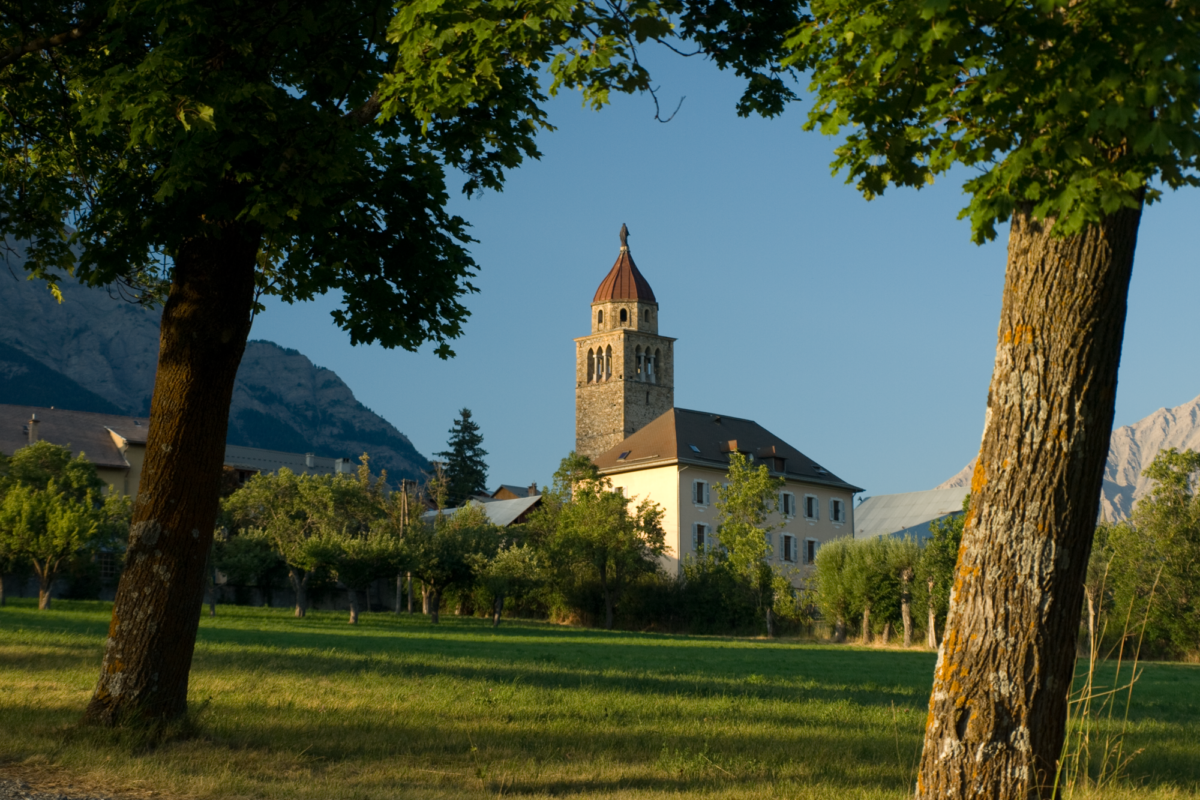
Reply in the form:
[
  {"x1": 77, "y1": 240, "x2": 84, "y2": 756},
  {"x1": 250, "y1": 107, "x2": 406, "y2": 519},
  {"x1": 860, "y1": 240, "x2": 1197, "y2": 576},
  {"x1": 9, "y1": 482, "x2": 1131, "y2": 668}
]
[
  {"x1": 590, "y1": 300, "x2": 659, "y2": 335},
  {"x1": 575, "y1": 329, "x2": 674, "y2": 461}
]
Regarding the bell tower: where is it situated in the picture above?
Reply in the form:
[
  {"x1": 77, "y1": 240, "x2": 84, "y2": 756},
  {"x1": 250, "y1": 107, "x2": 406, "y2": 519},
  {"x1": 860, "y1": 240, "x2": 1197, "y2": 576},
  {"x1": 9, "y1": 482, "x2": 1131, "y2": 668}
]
[{"x1": 574, "y1": 225, "x2": 675, "y2": 460}]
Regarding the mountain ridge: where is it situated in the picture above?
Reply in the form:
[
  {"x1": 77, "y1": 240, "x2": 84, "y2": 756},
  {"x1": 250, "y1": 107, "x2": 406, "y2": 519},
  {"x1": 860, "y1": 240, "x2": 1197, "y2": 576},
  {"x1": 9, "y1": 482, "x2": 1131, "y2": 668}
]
[
  {"x1": 1, "y1": 244, "x2": 430, "y2": 481},
  {"x1": 936, "y1": 393, "x2": 1200, "y2": 522}
]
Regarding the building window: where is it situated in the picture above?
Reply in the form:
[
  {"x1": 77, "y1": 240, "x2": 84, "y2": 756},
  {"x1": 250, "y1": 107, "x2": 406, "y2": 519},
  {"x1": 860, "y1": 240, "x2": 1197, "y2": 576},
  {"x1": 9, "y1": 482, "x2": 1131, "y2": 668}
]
[
  {"x1": 98, "y1": 551, "x2": 118, "y2": 582},
  {"x1": 586, "y1": 348, "x2": 595, "y2": 383},
  {"x1": 805, "y1": 494, "x2": 819, "y2": 520},
  {"x1": 604, "y1": 345, "x2": 612, "y2": 380},
  {"x1": 693, "y1": 523, "x2": 708, "y2": 551},
  {"x1": 644, "y1": 309, "x2": 650, "y2": 322},
  {"x1": 830, "y1": 498, "x2": 845, "y2": 523},
  {"x1": 692, "y1": 480, "x2": 709, "y2": 506},
  {"x1": 806, "y1": 539, "x2": 819, "y2": 565},
  {"x1": 597, "y1": 309, "x2": 603, "y2": 325},
  {"x1": 620, "y1": 308, "x2": 628, "y2": 323},
  {"x1": 635, "y1": 346, "x2": 644, "y2": 381},
  {"x1": 782, "y1": 535, "x2": 796, "y2": 563},
  {"x1": 779, "y1": 491, "x2": 795, "y2": 517}
]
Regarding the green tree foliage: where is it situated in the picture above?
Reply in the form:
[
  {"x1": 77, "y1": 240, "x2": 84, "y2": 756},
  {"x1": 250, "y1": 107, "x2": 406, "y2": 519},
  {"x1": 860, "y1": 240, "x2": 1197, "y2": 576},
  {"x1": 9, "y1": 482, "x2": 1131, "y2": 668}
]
[
  {"x1": 224, "y1": 469, "x2": 356, "y2": 617},
  {"x1": 436, "y1": 408, "x2": 489, "y2": 506},
  {"x1": 471, "y1": 543, "x2": 544, "y2": 627},
  {"x1": 0, "y1": 441, "x2": 124, "y2": 609},
  {"x1": 815, "y1": 535, "x2": 922, "y2": 646},
  {"x1": 1103, "y1": 449, "x2": 1200, "y2": 659},
  {"x1": 814, "y1": 537, "x2": 853, "y2": 642},
  {"x1": 213, "y1": 536, "x2": 286, "y2": 607},
  {"x1": 712, "y1": 452, "x2": 786, "y2": 635},
  {"x1": 916, "y1": 495, "x2": 969, "y2": 645},
  {"x1": 405, "y1": 504, "x2": 500, "y2": 623},
  {"x1": 552, "y1": 475, "x2": 665, "y2": 630}
]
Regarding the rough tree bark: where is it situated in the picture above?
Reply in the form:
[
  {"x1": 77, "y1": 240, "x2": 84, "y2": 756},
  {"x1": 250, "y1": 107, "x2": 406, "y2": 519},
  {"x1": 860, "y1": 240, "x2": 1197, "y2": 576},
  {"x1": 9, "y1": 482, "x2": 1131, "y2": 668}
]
[
  {"x1": 84, "y1": 224, "x2": 259, "y2": 726},
  {"x1": 348, "y1": 587, "x2": 360, "y2": 625},
  {"x1": 860, "y1": 606, "x2": 871, "y2": 644},
  {"x1": 916, "y1": 202, "x2": 1142, "y2": 799}
]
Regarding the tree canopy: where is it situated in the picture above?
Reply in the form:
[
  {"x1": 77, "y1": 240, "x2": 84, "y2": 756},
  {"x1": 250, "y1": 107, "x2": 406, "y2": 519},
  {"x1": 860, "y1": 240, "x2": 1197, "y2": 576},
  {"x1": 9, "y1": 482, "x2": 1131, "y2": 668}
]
[{"x1": 436, "y1": 408, "x2": 489, "y2": 506}]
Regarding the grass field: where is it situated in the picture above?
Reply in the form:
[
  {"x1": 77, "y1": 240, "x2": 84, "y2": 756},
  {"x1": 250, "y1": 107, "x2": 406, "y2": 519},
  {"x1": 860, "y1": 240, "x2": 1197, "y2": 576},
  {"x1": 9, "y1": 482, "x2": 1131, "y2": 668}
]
[{"x1": 1, "y1": 599, "x2": 1198, "y2": 800}]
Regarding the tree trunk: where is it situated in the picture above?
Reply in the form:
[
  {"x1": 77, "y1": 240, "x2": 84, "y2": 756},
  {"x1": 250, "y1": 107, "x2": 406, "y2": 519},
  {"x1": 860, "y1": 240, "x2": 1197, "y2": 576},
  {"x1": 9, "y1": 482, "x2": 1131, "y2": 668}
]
[
  {"x1": 429, "y1": 589, "x2": 440, "y2": 624},
  {"x1": 881, "y1": 621, "x2": 892, "y2": 645},
  {"x1": 407, "y1": 573, "x2": 413, "y2": 614},
  {"x1": 290, "y1": 569, "x2": 308, "y2": 618},
  {"x1": 916, "y1": 203, "x2": 1142, "y2": 800},
  {"x1": 901, "y1": 581, "x2": 913, "y2": 648},
  {"x1": 860, "y1": 606, "x2": 871, "y2": 644},
  {"x1": 37, "y1": 564, "x2": 52, "y2": 610},
  {"x1": 492, "y1": 594, "x2": 504, "y2": 628},
  {"x1": 765, "y1": 606, "x2": 775, "y2": 638},
  {"x1": 422, "y1": 583, "x2": 431, "y2": 614},
  {"x1": 926, "y1": 577, "x2": 938, "y2": 649},
  {"x1": 348, "y1": 587, "x2": 359, "y2": 625},
  {"x1": 834, "y1": 617, "x2": 846, "y2": 643},
  {"x1": 84, "y1": 225, "x2": 259, "y2": 727},
  {"x1": 396, "y1": 574, "x2": 402, "y2": 614}
]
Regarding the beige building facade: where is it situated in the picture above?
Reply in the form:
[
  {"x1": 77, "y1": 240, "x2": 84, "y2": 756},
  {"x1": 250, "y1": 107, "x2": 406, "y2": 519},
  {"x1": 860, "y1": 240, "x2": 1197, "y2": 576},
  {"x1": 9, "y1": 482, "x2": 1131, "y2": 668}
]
[{"x1": 574, "y1": 228, "x2": 862, "y2": 584}]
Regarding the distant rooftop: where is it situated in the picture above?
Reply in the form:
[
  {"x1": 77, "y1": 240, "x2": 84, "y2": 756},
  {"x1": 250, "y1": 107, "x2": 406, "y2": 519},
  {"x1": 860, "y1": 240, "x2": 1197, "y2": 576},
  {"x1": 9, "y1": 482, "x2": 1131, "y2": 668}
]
[{"x1": 854, "y1": 487, "x2": 969, "y2": 543}]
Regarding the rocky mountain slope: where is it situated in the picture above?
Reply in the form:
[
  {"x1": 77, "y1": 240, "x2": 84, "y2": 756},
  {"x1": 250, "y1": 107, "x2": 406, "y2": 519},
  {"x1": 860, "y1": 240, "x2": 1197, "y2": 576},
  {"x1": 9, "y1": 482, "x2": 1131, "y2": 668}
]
[
  {"x1": 0, "y1": 242, "x2": 430, "y2": 481},
  {"x1": 936, "y1": 393, "x2": 1200, "y2": 522}
]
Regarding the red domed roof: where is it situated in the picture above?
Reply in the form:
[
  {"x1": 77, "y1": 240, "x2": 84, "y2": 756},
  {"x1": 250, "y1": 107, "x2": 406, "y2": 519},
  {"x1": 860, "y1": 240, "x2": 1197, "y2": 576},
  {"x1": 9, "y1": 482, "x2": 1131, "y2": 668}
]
[{"x1": 592, "y1": 248, "x2": 657, "y2": 303}]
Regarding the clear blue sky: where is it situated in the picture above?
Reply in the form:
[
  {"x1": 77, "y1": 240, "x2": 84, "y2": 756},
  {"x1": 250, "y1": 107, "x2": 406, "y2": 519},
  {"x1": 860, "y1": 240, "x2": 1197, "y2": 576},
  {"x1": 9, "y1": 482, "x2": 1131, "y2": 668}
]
[{"x1": 250, "y1": 51, "x2": 1200, "y2": 498}]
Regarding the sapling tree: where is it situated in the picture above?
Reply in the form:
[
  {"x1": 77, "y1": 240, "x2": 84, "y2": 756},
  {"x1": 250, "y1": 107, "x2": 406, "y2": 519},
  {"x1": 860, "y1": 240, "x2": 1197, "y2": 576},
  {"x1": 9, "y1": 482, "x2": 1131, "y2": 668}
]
[
  {"x1": 554, "y1": 476, "x2": 665, "y2": 630},
  {"x1": 223, "y1": 469, "x2": 355, "y2": 618},
  {"x1": 405, "y1": 504, "x2": 500, "y2": 623},
  {"x1": 813, "y1": 536, "x2": 852, "y2": 642},
  {"x1": 0, "y1": 442, "x2": 124, "y2": 609},
  {"x1": 471, "y1": 543, "x2": 543, "y2": 627},
  {"x1": 712, "y1": 452, "x2": 785, "y2": 636}
]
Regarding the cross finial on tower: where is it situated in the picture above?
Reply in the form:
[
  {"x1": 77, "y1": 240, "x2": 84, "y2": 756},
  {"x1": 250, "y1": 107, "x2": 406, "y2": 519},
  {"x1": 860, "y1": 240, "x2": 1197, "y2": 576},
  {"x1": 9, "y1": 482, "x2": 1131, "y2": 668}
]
[{"x1": 619, "y1": 223, "x2": 629, "y2": 250}]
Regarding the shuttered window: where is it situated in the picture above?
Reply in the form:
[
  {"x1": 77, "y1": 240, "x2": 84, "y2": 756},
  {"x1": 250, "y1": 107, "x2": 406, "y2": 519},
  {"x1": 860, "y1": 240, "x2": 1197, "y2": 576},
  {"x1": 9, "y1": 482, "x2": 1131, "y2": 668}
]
[{"x1": 693, "y1": 480, "x2": 709, "y2": 505}]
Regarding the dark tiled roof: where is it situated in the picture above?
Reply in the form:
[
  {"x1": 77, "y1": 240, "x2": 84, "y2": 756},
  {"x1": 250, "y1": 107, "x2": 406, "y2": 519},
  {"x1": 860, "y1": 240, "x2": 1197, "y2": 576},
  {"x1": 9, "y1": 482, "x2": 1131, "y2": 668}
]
[
  {"x1": 592, "y1": 248, "x2": 657, "y2": 303},
  {"x1": 0, "y1": 403, "x2": 148, "y2": 469},
  {"x1": 592, "y1": 408, "x2": 863, "y2": 492}
]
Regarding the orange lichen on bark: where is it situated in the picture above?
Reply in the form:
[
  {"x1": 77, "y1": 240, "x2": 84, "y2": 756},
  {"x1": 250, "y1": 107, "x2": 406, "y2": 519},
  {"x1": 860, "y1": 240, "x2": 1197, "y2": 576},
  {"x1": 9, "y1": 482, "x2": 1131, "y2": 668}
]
[{"x1": 1003, "y1": 325, "x2": 1034, "y2": 345}]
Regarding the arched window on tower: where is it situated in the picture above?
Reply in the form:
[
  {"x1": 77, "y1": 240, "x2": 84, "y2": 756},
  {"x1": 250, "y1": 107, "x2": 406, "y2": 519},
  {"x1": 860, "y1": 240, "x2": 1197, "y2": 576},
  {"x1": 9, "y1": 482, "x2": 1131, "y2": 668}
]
[
  {"x1": 587, "y1": 348, "x2": 595, "y2": 383},
  {"x1": 647, "y1": 348, "x2": 658, "y2": 384},
  {"x1": 635, "y1": 346, "x2": 644, "y2": 381},
  {"x1": 605, "y1": 345, "x2": 613, "y2": 380},
  {"x1": 619, "y1": 308, "x2": 628, "y2": 324},
  {"x1": 597, "y1": 309, "x2": 604, "y2": 326},
  {"x1": 644, "y1": 309, "x2": 650, "y2": 322}
]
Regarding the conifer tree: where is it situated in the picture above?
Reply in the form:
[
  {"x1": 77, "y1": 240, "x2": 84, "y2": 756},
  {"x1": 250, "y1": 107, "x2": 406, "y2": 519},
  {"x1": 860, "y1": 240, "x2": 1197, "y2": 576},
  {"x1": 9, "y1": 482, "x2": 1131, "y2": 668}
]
[{"x1": 436, "y1": 409, "x2": 489, "y2": 506}]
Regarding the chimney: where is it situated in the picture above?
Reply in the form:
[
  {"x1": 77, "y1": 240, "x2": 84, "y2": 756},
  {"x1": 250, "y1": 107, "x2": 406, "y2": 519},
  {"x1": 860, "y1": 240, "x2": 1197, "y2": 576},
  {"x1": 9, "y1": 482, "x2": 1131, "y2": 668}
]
[
  {"x1": 528, "y1": 481, "x2": 538, "y2": 497},
  {"x1": 28, "y1": 413, "x2": 39, "y2": 444},
  {"x1": 305, "y1": 453, "x2": 315, "y2": 468}
]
